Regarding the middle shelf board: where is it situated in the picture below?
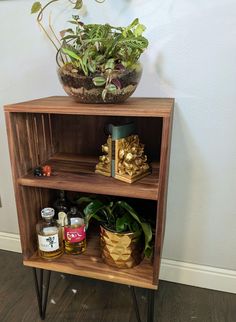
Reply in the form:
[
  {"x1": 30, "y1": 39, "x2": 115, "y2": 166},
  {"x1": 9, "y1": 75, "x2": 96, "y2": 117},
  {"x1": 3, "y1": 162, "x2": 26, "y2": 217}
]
[
  {"x1": 23, "y1": 233, "x2": 157, "y2": 290},
  {"x1": 18, "y1": 153, "x2": 160, "y2": 200}
]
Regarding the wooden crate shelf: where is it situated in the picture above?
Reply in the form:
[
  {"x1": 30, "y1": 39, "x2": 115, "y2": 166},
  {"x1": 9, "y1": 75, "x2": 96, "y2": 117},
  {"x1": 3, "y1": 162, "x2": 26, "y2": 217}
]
[{"x1": 4, "y1": 96, "x2": 174, "y2": 292}]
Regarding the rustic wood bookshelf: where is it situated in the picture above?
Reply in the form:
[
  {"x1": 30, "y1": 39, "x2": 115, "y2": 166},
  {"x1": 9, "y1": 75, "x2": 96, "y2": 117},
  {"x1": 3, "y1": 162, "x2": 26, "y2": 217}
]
[{"x1": 4, "y1": 96, "x2": 174, "y2": 321}]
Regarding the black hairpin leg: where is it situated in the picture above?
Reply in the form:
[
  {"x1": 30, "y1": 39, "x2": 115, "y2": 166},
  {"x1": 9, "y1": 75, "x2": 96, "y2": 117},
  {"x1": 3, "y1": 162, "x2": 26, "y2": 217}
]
[
  {"x1": 147, "y1": 289, "x2": 155, "y2": 322},
  {"x1": 131, "y1": 287, "x2": 155, "y2": 322},
  {"x1": 131, "y1": 286, "x2": 142, "y2": 322},
  {"x1": 32, "y1": 268, "x2": 51, "y2": 320}
]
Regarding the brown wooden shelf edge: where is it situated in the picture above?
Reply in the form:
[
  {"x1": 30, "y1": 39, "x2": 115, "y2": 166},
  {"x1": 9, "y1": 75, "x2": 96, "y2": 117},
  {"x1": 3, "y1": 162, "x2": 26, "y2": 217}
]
[
  {"x1": 4, "y1": 96, "x2": 174, "y2": 118},
  {"x1": 23, "y1": 254, "x2": 157, "y2": 290},
  {"x1": 17, "y1": 153, "x2": 160, "y2": 200}
]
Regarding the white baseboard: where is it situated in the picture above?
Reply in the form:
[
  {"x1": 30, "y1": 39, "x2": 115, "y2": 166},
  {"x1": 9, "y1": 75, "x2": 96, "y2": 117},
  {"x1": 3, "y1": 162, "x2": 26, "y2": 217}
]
[
  {"x1": 160, "y1": 258, "x2": 236, "y2": 294},
  {"x1": 0, "y1": 232, "x2": 22, "y2": 253},
  {"x1": 0, "y1": 232, "x2": 235, "y2": 294}
]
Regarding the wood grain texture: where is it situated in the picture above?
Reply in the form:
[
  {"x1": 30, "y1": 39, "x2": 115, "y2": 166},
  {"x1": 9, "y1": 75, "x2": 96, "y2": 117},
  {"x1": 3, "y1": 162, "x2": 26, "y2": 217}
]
[
  {"x1": 51, "y1": 114, "x2": 163, "y2": 160},
  {"x1": 18, "y1": 153, "x2": 160, "y2": 200},
  {"x1": 23, "y1": 232, "x2": 156, "y2": 290},
  {"x1": 4, "y1": 111, "x2": 55, "y2": 259},
  {"x1": 4, "y1": 96, "x2": 174, "y2": 117}
]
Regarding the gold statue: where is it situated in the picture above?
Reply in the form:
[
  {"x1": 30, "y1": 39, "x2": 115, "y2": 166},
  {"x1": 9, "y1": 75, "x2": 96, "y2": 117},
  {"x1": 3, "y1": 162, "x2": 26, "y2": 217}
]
[
  {"x1": 95, "y1": 134, "x2": 150, "y2": 183},
  {"x1": 95, "y1": 136, "x2": 112, "y2": 176},
  {"x1": 115, "y1": 135, "x2": 150, "y2": 183}
]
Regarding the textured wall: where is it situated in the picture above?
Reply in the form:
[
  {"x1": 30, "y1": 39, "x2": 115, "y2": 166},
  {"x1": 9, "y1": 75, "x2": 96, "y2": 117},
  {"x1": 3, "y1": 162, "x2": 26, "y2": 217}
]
[{"x1": 0, "y1": 0, "x2": 236, "y2": 270}]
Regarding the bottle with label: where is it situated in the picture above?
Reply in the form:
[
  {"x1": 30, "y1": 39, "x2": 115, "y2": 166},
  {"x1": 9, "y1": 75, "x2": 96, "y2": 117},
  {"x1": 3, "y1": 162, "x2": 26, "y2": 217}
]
[
  {"x1": 36, "y1": 207, "x2": 63, "y2": 260},
  {"x1": 64, "y1": 206, "x2": 86, "y2": 255},
  {"x1": 53, "y1": 190, "x2": 70, "y2": 218}
]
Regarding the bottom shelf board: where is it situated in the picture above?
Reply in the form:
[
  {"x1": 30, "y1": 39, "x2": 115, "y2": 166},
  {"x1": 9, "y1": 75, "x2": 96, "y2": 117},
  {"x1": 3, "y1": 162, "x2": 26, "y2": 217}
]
[{"x1": 23, "y1": 234, "x2": 157, "y2": 290}]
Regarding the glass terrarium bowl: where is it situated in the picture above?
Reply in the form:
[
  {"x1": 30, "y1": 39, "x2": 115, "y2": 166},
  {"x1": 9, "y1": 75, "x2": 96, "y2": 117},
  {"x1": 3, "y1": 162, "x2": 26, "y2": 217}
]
[{"x1": 57, "y1": 63, "x2": 142, "y2": 104}]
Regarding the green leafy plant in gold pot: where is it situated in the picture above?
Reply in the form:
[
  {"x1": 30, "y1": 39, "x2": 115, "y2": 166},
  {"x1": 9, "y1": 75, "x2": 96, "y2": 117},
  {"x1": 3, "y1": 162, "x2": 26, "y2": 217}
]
[
  {"x1": 80, "y1": 197, "x2": 153, "y2": 269},
  {"x1": 31, "y1": 0, "x2": 148, "y2": 103}
]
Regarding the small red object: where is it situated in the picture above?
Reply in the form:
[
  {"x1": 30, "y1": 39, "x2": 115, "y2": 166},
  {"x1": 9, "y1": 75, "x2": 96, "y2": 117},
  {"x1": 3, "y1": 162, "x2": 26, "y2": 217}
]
[{"x1": 42, "y1": 165, "x2": 52, "y2": 177}]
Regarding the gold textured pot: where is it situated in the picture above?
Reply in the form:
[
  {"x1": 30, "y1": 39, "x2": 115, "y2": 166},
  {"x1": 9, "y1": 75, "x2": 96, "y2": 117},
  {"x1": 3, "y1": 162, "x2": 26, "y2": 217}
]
[{"x1": 100, "y1": 226, "x2": 143, "y2": 269}]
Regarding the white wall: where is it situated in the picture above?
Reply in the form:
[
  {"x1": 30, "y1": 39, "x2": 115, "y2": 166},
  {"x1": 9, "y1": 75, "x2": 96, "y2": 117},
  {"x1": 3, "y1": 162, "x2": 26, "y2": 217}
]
[{"x1": 0, "y1": 0, "x2": 236, "y2": 286}]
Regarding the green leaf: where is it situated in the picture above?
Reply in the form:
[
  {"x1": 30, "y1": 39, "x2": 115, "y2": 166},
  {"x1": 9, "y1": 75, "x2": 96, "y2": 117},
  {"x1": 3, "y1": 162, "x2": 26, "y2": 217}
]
[
  {"x1": 83, "y1": 200, "x2": 106, "y2": 227},
  {"x1": 134, "y1": 24, "x2": 146, "y2": 37},
  {"x1": 115, "y1": 213, "x2": 141, "y2": 233},
  {"x1": 92, "y1": 76, "x2": 106, "y2": 86},
  {"x1": 117, "y1": 201, "x2": 153, "y2": 257},
  {"x1": 88, "y1": 60, "x2": 96, "y2": 73},
  {"x1": 105, "y1": 58, "x2": 115, "y2": 70},
  {"x1": 82, "y1": 48, "x2": 90, "y2": 67},
  {"x1": 62, "y1": 47, "x2": 81, "y2": 60},
  {"x1": 76, "y1": 196, "x2": 94, "y2": 205},
  {"x1": 106, "y1": 84, "x2": 117, "y2": 94},
  {"x1": 129, "y1": 18, "x2": 139, "y2": 29},
  {"x1": 140, "y1": 222, "x2": 153, "y2": 257},
  {"x1": 122, "y1": 18, "x2": 139, "y2": 37},
  {"x1": 116, "y1": 214, "x2": 130, "y2": 232},
  {"x1": 31, "y1": 2, "x2": 42, "y2": 14},
  {"x1": 74, "y1": 0, "x2": 83, "y2": 9},
  {"x1": 61, "y1": 35, "x2": 79, "y2": 41},
  {"x1": 60, "y1": 28, "x2": 74, "y2": 38},
  {"x1": 102, "y1": 89, "x2": 107, "y2": 101}
]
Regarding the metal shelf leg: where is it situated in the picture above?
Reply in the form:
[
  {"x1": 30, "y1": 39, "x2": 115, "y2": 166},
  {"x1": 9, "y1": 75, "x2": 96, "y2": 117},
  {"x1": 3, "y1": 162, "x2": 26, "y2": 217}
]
[
  {"x1": 131, "y1": 287, "x2": 156, "y2": 322},
  {"x1": 32, "y1": 268, "x2": 51, "y2": 320},
  {"x1": 147, "y1": 289, "x2": 155, "y2": 322},
  {"x1": 131, "y1": 286, "x2": 142, "y2": 322}
]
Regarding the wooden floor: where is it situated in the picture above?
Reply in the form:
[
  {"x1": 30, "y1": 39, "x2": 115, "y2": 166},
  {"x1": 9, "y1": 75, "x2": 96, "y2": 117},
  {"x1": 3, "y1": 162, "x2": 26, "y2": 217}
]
[{"x1": 0, "y1": 250, "x2": 235, "y2": 322}]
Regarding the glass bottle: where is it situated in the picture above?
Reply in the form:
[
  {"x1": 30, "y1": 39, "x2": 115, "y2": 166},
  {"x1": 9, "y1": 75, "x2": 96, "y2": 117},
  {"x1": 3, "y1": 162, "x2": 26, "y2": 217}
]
[
  {"x1": 64, "y1": 206, "x2": 86, "y2": 255},
  {"x1": 53, "y1": 190, "x2": 70, "y2": 218},
  {"x1": 36, "y1": 207, "x2": 63, "y2": 260}
]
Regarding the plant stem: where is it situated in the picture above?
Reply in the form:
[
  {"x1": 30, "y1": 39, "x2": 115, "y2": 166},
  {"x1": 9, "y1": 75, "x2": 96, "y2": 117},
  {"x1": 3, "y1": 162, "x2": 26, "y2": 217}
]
[{"x1": 37, "y1": 0, "x2": 61, "y2": 51}]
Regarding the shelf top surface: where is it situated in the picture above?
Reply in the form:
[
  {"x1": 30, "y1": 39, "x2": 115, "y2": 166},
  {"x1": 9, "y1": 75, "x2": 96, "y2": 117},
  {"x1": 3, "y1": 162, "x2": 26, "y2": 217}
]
[
  {"x1": 4, "y1": 96, "x2": 174, "y2": 117},
  {"x1": 23, "y1": 232, "x2": 157, "y2": 289},
  {"x1": 18, "y1": 153, "x2": 159, "y2": 200}
]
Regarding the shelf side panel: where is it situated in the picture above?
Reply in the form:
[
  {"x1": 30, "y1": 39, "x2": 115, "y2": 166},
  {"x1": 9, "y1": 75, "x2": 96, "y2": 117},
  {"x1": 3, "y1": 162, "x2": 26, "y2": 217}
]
[
  {"x1": 153, "y1": 113, "x2": 173, "y2": 285},
  {"x1": 4, "y1": 112, "x2": 54, "y2": 258}
]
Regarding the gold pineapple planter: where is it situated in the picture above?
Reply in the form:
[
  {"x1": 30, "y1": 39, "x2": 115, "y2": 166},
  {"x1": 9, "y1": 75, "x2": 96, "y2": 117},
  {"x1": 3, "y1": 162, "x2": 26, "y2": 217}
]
[{"x1": 100, "y1": 226, "x2": 143, "y2": 269}]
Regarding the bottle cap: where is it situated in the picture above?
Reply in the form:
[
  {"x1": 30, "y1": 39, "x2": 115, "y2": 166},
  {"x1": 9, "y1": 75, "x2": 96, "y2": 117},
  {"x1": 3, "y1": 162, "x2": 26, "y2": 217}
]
[
  {"x1": 69, "y1": 206, "x2": 78, "y2": 215},
  {"x1": 41, "y1": 207, "x2": 55, "y2": 219}
]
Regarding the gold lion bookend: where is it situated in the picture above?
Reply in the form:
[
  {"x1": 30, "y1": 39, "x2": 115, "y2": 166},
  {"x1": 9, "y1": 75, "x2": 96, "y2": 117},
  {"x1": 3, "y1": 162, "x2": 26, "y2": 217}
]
[{"x1": 95, "y1": 123, "x2": 151, "y2": 183}]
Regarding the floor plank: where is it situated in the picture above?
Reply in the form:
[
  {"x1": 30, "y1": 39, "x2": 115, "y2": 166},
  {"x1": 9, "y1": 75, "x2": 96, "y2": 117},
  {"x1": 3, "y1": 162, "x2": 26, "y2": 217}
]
[{"x1": 0, "y1": 250, "x2": 235, "y2": 322}]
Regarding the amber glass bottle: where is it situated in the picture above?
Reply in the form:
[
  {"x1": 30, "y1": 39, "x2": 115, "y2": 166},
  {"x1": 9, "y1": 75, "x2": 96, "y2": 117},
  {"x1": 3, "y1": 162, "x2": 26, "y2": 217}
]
[
  {"x1": 36, "y1": 208, "x2": 63, "y2": 260},
  {"x1": 64, "y1": 207, "x2": 86, "y2": 255},
  {"x1": 53, "y1": 190, "x2": 70, "y2": 218}
]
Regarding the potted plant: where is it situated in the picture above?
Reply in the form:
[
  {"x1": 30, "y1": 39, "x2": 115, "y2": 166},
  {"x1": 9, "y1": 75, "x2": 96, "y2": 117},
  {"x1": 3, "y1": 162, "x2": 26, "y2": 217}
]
[
  {"x1": 80, "y1": 197, "x2": 153, "y2": 268},
  {"x1": 31, "y1": 0, "x2": 148, "y2": 103}
]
